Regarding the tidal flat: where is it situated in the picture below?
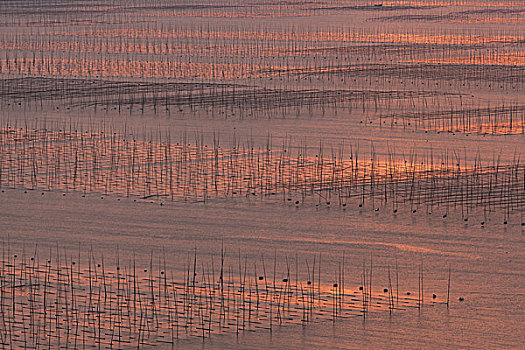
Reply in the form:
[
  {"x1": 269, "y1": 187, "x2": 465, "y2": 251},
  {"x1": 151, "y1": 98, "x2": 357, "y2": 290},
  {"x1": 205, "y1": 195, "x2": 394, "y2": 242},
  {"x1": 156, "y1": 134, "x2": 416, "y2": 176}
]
[{"x1": 0, "y1": 1, "x2": 523, "y2": 348}]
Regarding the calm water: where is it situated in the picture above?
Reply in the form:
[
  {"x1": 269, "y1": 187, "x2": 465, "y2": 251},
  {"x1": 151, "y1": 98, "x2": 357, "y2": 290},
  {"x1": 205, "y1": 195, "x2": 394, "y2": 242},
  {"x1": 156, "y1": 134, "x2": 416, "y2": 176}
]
[{"x1": 0, "y1": 0, "x2": 523, "y2": 348}]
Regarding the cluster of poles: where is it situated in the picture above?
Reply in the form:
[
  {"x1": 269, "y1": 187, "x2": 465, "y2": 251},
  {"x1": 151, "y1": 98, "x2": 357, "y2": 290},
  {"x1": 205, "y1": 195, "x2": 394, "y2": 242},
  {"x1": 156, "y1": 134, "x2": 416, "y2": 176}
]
[
  {"x1": 0, "y1": 1, "x2": 522, "y2": 133},
  {"x1": 0, "y1": 124, "x2": 523, "y2": 224},
  {"x1": 0, "y1": 243, "x2": 450, "y2": 348},
  {"x1": 380, "y1": 104, "x2": 525, "y2": 135},
  {"x1": 0, "y1": 76, "x2": 445, "y2": 120},
  {"x1": 0, "y1": 9, "x2": 522, "y2": 88}
]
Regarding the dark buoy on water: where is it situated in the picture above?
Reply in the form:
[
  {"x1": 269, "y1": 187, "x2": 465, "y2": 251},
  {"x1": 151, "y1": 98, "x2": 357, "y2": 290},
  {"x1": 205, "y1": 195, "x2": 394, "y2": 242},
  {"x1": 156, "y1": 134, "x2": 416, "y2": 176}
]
[{"x1": 459, "y1": 297, "x2": 464, "y2": 301}]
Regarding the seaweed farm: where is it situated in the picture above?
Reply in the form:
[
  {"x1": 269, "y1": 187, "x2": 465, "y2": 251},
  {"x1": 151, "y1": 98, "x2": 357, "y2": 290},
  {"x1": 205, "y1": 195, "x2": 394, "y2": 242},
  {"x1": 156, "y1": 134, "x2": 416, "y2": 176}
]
[
  {"x1": 0, "y1": 126, "x2": 524, "y2": 225},
  {"x1": 0, "y1": 246, "x2": 445, "y2": 348},
  {"x1": 0, "y1": 0, "x2": 524, "y2": 349},
  {"x1": 379, "y1": 104, "x2": 525, "y2": 135}
]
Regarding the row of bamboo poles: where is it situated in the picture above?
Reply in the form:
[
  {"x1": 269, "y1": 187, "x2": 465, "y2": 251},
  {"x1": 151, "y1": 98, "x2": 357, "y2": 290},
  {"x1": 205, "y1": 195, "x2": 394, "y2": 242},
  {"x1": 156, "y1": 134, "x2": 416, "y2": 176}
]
[
  {"x1": 0, "y1": 125, "x2": 523, "y2": 222},
  {"x1": 0, "y1": 243, "x2": 450, "y2": 348}
]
